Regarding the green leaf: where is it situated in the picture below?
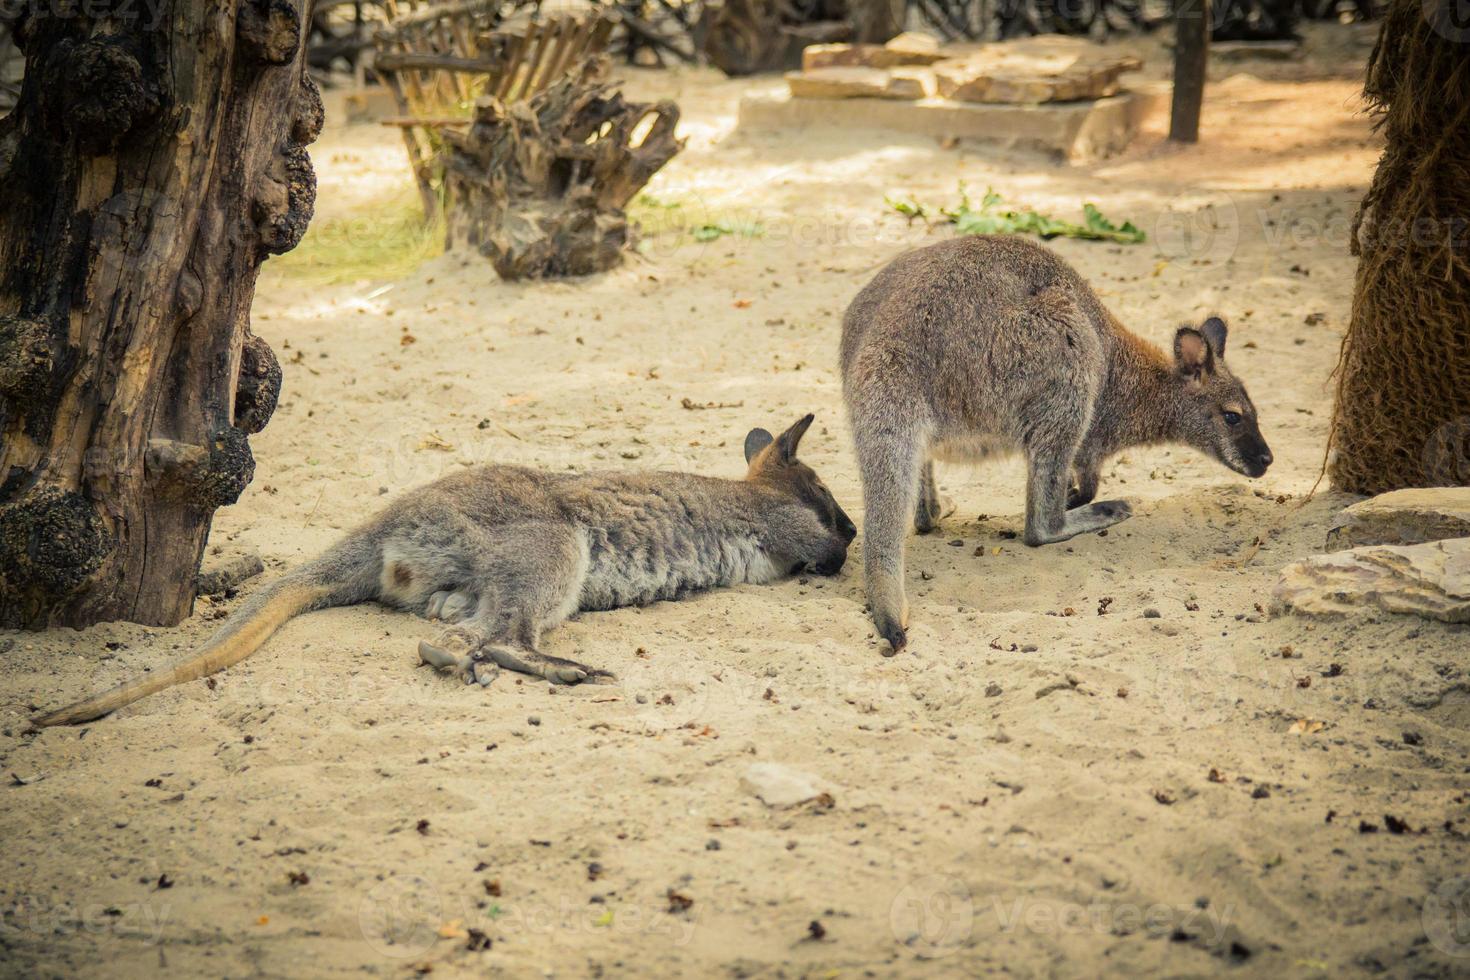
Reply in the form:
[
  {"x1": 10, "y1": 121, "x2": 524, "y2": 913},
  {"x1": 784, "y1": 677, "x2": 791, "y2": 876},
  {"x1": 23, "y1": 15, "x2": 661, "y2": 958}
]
[{"x1": 886, "y1": 185, "x2": 1145, "y2": 246}]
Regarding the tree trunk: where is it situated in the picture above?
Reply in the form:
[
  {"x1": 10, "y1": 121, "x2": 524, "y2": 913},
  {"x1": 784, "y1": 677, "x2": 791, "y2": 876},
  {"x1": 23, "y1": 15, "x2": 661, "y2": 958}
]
[
  {"x1": 1329, "y1": 0, "x2": 1470, "y2": 493},
  {"x1": 0, "y1": 1, "x2": 320, "y2": 630},
  {"x1": 1170, "y1": 0, "x2": 1209, "y2": 143}
]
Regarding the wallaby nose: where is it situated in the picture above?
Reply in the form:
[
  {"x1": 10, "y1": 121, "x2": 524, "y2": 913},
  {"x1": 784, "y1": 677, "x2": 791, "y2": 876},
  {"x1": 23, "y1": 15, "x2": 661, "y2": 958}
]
[{"x1": 1259, "y1": 451, "x2": 1273, "y2": 467}]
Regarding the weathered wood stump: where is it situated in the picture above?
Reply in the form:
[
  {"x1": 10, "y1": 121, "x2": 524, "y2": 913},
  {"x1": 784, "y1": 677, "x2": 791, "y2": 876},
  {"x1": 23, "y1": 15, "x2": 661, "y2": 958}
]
[
  {"x1": 699, "y1": 0, "x2": 903, "y2": 77},
  {"x1": 442, "y1": 57, "x2": 682, "y2": 280},
  {"x1": 0, "y1": 1, "x2": 319, "y2": 629}
]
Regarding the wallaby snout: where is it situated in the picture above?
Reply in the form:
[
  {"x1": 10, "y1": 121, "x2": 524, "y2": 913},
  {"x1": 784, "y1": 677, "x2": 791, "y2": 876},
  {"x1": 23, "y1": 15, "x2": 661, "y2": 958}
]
[{"x1": 744, "y1": 414, "x2": 858, "y2": 577}]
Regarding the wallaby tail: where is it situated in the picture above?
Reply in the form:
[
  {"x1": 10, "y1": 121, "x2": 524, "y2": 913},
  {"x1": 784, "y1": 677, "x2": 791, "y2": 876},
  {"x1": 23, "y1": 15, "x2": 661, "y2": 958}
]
[{"x1": 32, "y1": 544, "x2": 377, "y2": 728}]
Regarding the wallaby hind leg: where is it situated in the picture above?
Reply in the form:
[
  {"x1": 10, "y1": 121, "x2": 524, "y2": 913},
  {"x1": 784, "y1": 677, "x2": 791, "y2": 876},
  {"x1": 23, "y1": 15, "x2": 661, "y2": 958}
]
[
  {"x1": 854, "y1": 415, "x2": 926, "y2": 654},
  {"x1": 1024, "y1": 442, "x2": 1131, "y2": 545},
  {"x1": 418, "y1": 523, "x2": 606, "y2": 687},
  {"x1": 913, "y1": 460, "x2": 955, "y2": 534}
]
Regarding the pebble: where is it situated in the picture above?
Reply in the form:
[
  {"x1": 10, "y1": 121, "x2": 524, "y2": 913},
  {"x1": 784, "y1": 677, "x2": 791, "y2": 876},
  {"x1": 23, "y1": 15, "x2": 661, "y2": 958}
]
[{"x1": 1143, "y1": 608, "x2": 1162, "y2": 619}]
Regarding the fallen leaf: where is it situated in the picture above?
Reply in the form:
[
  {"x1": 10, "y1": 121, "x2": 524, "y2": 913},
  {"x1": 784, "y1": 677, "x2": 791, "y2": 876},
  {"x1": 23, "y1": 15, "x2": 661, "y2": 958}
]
[{"x1": 1287, "y1": 719, "x2": 1326, "y2": 735}]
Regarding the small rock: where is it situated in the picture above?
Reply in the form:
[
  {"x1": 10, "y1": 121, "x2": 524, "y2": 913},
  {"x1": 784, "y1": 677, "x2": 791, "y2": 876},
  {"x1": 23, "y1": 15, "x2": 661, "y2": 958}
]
[
  {"x1": 1326, "y1": 488, "x2": 1470, "y2": 550},
  {"x1": 984, "y1": 682, "x2": 1002, "y2": 697},
  {"x1": 1272, "y1": 538, "x2": 1470, "y2": 624},
  {"x1": 1143, "y1": 608, "x2": 1162, "y2": 619},
  {"x1": 740, "y1": 762, "x2": 831, "y2": 808}
]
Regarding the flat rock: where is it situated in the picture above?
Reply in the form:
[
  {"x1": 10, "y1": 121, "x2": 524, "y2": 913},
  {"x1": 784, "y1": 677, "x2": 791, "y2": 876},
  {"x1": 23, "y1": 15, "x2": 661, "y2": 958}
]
[
  {"x1": 1272, "y1": 537, "x2": 1470, "y2": 624},
  {"x1": 197, "y1": 551, "x2": 265, "y2": 596},
  {"x1": 740, "y1": 762, "x2": 831, "y2": 808},
  {"x1": 933, "y1": 36, "x2": 1141, "y2": 104},
  {"x1": 802, "y1": 32, "x2": 946, "y2": 71},
  {"x1": 786, "y1": 66, "x2": 931, "y2": 101},
  {"x1": 1326, "y1": 488, "x2": 1470, "y2": 550}
]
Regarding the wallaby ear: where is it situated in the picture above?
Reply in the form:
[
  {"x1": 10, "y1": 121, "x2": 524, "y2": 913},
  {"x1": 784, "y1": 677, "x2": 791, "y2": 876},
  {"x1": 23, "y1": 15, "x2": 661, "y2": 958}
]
[
  {"x1": 1200, "y1": 317, "x2": 1228, "y2": 359},
  {"x1": 774, "y1": 413, "x2": 816, "y2": 461},
  {"x1": 744, "y1": 428, "x2": 775, "y2": 464},
  {"x1": 1174, "y1": 327, "x2": 1213, "y2": 379}
]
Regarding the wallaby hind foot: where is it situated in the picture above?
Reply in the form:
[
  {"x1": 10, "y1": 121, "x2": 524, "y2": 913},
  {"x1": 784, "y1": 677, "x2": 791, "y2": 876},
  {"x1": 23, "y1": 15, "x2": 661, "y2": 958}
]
[
  {"x1": 1024, "y1": 499, "x2": 1132, "y2": 546},
  {"x1": 417, "y1": 626, "x2": 607, "y2": 687}
]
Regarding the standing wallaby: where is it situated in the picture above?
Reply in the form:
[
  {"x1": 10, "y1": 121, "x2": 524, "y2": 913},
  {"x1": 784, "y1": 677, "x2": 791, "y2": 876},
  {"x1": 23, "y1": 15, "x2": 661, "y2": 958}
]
[
  {"x1": 33, "y1": 415, "x2": 856, "y2": 727},
  {"x1": 840, "y1": 236, "x2": 1272, "y2": 653}
]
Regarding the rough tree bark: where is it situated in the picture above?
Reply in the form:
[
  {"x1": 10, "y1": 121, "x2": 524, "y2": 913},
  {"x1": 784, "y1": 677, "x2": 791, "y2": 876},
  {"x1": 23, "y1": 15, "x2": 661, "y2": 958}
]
[{"x1": 0, "y1": 1, "x2": 320, "y2": 629}]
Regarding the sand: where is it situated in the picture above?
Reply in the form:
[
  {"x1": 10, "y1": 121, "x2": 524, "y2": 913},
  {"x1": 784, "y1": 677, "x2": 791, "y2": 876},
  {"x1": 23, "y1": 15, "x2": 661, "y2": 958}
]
[{"x1": 4, "y1": 25, "x2": 1468, "y2": 979}]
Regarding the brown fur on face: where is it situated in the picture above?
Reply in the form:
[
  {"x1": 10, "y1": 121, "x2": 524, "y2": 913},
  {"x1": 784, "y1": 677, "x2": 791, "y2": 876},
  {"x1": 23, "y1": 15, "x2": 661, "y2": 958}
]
[
  {"x1": 1172, "y1": 318, "x2": 1273, "y2": 478},
  {"x1": 745, "y1": 415, "x2": 858, "y2": 572}
]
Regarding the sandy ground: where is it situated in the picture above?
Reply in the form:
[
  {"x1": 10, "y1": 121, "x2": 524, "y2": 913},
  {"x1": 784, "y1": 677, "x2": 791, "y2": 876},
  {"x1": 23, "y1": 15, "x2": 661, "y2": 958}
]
[{"x1": 5, "y1": 24, "x2": 1470, "y2": 979}]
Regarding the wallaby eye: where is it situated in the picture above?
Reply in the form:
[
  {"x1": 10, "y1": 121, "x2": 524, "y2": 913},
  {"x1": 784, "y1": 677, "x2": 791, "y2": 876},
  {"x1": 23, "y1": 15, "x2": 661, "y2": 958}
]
[{"x1": 1222, "y1": 411, "x2": 1243, "y2": 426}]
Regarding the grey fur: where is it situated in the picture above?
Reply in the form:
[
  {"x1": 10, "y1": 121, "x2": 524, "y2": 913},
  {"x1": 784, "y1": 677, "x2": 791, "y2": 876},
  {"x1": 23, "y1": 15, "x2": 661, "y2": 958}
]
[
  {"x1": 34, "y1": 416, "x2": 855, "y2": 725},
  {"x1": 840, "y1": 236, "x2": 1272, "y2": 653}
]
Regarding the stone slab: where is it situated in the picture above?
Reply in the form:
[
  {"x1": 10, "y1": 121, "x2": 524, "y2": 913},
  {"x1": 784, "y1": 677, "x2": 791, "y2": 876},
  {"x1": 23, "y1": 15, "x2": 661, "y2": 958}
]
[
  {"x1": 1326, "y1": 488, "x2": 1470, "y2": 551},
  {"x1": 802, "y1": 32, "x2": 947, "y2": 71},
  {"x1": 785, "y1": 66, "x2": 933, "y2": 100},
  {"x1": 933, "y1": 43, "x2": 1142, "y2": 104},
  {"x1": 737, "y1": 85, "x2": 1167, "y2": 163},
  {"x1": 1272, "y1": 537, "x2": 1470, "y2": 624}
]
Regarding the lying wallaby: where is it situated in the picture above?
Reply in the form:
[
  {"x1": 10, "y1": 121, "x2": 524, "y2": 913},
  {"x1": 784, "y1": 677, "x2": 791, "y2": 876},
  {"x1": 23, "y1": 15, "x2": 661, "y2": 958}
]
[
  {"x1": 840, "y1": 236, "x2": 1272, "y2": 653},
  {"x1": 34, "y1": 415, "x2": 856, "y2": 727}
]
